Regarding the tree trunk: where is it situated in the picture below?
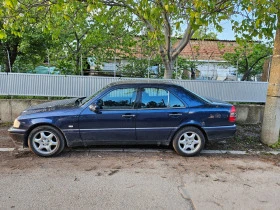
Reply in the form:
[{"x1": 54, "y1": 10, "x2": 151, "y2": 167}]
[
  {"x1": 241, "y1": 72, "x2": 250, "y2": 81},
  {"x1": 75, "y1": 54, "x2": 80, "y2": 75},
  {"x1": 261, "y1": 18, "x2": 280, "y2": 145},
  {"x1": 191, "y1": 67, "x2": 196, "y2": 80},
  {"x1": 4, "y1": 44, "x2": 18, "y2": 73},
  {"x1": 262, "y1": 57, "x2": 272, "y2": 82},
  {"x1": 163, "y1": 60, "x2": 174, "y2": 79}
]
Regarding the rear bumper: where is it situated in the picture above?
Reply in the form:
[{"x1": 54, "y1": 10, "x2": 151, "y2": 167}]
[
  {"x1": 8, "y1": 127, "x2": 26, "y2": 147},
  {"x1": 203, "y1": 125, "x2": 236, "y2": 141}
]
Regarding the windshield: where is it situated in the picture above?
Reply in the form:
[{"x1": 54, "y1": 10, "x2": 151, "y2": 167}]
[{"x1": 80, "y1": 86, "x2": 108, "y2": 105}]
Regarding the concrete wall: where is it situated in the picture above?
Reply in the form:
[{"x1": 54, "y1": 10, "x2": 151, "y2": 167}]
[
  {"x1": 235, "y1": 104, "x2": 264, "y2": 124},
  {"x1": 0, "y1": 99, "x2": 264, "y2": 124},
  {"x1": 0, "y1": 100, "x2": 49, "y2": 123}
]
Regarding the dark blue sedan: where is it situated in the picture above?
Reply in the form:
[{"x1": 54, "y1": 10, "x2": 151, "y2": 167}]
[{"x1": 8, "y1": 81, "x2": 236, "y2": 157}]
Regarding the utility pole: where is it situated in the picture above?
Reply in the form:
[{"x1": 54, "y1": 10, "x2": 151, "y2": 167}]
[{"x1": 261, "y1": 18, "x2": 280, "y2": 145}]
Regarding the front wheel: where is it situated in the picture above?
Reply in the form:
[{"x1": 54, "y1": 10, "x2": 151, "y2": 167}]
[
  {"x1": 172, "y1": 126, "x2": 205, "y2": 157},
  {"x1": 28, "y1": 125, "x2": 65, "y2": 157}
]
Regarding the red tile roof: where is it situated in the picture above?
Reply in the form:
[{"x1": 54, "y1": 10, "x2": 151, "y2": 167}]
[
  {"x1": 121, "y1": 38, "x2": 238, "y2": 61},
  {"x1": 178, "y1": 39, "x2": 238, "y2": 61}
]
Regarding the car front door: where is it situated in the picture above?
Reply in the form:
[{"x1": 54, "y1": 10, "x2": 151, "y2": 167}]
[
  {"x1": 136, "y1": 87, "x2": 188, "y2": 143},
  {"x1": 79, "y1": 87, "x2": 138, "y2": 145}
]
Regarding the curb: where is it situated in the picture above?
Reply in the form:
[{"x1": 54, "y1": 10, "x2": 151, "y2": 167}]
[
  {"x1": 0, "y1": 148, "x2": 15, "y2": 152},
  {"x1": 0, "y1": 147, "x2": 279, "y2": 155}
]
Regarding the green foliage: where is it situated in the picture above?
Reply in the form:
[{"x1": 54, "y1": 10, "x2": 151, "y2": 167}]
[
  {"x1": 192, "y1": 27, "x2": 218, "y2": 40},
  {"x1": 0, "y1": 0, "x2": 279, "y2": 78},
  {"x1": 120, "y1": 56, "x2": 198, "y2": 80},
  {"x1": 231, "y1": 0, "x2": 279, "y2": 41},
  {"x1": 55, "y1": 60, "x2": 75, "y2": 75},
  {"x1": 0, "y1": 0, "x2": 139, "y2": 74},
  {"x1": 120, "y1": 57, "x2": 162, "y2": 78},
  {"x1": 223, "y1": 42, "x2": 272, "y2": 81},
  {"x1": 270, "y1": 140, "x2": 280, "y2": 149},
  {"x1": 91, "y1": 0, "x2": 278, "y2": 78},
  {"x1": 0, "y1": 26, "x2": 55, "y2": 73},
  {"x1": 89, "y1": 0, "x2": 238, "y2": 78}
]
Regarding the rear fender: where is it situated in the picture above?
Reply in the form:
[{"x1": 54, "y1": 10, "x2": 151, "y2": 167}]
[{"x1": 168, "y1": 121, "x2": 208, "y2": 144}]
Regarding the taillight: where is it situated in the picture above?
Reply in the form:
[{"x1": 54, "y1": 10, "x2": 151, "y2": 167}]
[{"x1": 229, "y1": 106, "x2": 236, "y2": 122}]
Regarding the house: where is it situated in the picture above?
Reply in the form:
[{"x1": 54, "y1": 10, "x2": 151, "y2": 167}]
[
  {"x1": 87, "y1": 39, "x2": 240, "y2": 80},
  {"x1": 179, "y1": 39, "x2": 238, "y2": 80}
]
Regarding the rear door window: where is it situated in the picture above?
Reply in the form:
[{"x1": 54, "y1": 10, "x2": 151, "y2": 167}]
[{"x1": 140, "y1": 88, "x2": 184, "y2": 108}]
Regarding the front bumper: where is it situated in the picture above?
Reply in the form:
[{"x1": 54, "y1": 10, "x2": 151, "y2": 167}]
[
  {"x1": 8, "y1": 127, "x2": 27, "y2": 147},
  {"x1": 203, "y1": 125, "x2": 236, "y2": 141}
]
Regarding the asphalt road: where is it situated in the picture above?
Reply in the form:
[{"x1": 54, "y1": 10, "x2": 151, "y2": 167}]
[{"x1": 0, "y1": 150, "x2": 279, "y2": 210}]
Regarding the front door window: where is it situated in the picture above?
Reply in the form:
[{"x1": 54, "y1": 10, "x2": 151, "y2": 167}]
[{"x1": 101, "y1": 88, "x2": 137, "y2": 110}]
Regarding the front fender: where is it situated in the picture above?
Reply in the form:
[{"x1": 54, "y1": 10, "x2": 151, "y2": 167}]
[{"x1": 24, "y1": 117, "x2": 82, "y2": 148}]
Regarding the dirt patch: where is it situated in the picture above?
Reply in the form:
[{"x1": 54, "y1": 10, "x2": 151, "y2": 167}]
[
  {"x1": 0, "y1": 127, "x2": 15, "y2": 148},
  {"x1": 0, "y1": 150, "x2": 279, "y2": 174},
  {"x1": 205, "y1": 124, "x2": 279, "y2": 152}
]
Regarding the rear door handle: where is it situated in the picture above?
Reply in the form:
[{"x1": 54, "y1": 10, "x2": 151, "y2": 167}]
[
  {"x1": 122, "y1": 114, "x2": 136, "y2": 118},
  {"x1": 169, "y1": 113, "x2": 182, "y2": 117}
]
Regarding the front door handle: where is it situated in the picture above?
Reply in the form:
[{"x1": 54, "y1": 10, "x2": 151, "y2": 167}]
[
  {"x1": 122, "y1": 114, "x2": 136, "y2": 118},
  {"x1": 169, "y1": 113, "x2": 182, "y2": 117}
]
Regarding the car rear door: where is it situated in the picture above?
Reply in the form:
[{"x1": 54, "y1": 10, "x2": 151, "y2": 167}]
[{"x1": 135, "y1": 87, "x2": 188, "y2": 143}]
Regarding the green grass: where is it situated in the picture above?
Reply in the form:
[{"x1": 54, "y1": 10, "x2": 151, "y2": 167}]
[
  {"x1": 0, "y1": 122, "x2": 12, "y2": 127},
  {"x1": 270, "y1": 140, "x2": 280, "y2": 149}
]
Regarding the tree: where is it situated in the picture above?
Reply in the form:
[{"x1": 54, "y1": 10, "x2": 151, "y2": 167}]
[
  {"x1": 48, "y1": 2, "x2": 137, "y2": 74},
  {"x1": 2, "y1": 0, "x2": 277, "y2": 78},
  {"x1": 0, "y1": 1, "x2": 57, "y2": 72},
  {"x1": 0, "y1": 0, "x2": 139, "y2": 75},
  {"x1": 0, "y1": 32, "x2": 20, "y2": 72},
  {"x1": 90, "y1": 0, "x2": 237, "y2": 79},
  {"x1": 223, "y1": 42, "x2": 272, "y2": 81},
  {"x1": 0, "y1": 26, "x2": 53, "y2": 73}
]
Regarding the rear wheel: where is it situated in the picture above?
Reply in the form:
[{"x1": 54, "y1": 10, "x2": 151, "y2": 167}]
[
  {"x1": 172, "y1": 126, "x2": 205, "y2": 157},
  {"x1": 28, "y1": 125, "x2": 65, "y2": 157}
]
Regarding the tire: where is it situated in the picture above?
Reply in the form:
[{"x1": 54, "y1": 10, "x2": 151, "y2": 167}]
[
  {"x1": 172, "y1": 126, "x2": 205, "y2": 157},
  {"x1": 28, "y1": 125, "x2": 65, "y2": 157}
]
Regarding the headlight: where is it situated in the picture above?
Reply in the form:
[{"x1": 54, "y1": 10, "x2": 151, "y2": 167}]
[{"x1": 13, "y1": 119, "x2": 20, "y2": 128}]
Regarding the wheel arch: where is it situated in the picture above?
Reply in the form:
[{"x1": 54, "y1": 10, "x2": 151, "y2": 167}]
[
  {"x1": 24, "y1": 123, "x2": 67, "y2": 147},
  {"x1": 169, "y1": 124, "x2": 208, "y2": 146}
]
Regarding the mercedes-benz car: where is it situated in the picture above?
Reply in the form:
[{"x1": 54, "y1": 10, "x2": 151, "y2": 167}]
[{"x1": 8, "y1": 81, "x2": 236, "y2": 157}]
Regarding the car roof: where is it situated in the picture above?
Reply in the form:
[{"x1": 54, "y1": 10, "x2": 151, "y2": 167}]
[{"x1": 109, "y1": 80, "x2": 178, "y2": 87}]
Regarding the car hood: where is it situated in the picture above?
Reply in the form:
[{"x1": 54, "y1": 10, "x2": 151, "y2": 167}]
[{"x1": 21, "y1": 98, "x2": 82, "y2": 115}]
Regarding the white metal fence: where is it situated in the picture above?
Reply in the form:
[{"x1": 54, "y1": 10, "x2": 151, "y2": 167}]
[{"x1": 0, "y1": 73, "x2": 268, "y2": 102}]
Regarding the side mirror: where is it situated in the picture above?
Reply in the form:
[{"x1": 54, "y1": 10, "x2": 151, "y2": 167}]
[{"x1": 89, "y1": 104, "x2": 101, "y2": 113}]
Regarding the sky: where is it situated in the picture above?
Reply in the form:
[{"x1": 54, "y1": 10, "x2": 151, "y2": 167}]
[{"x1": 216, "y1": 20, "x2": 236, "y2": 40}]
